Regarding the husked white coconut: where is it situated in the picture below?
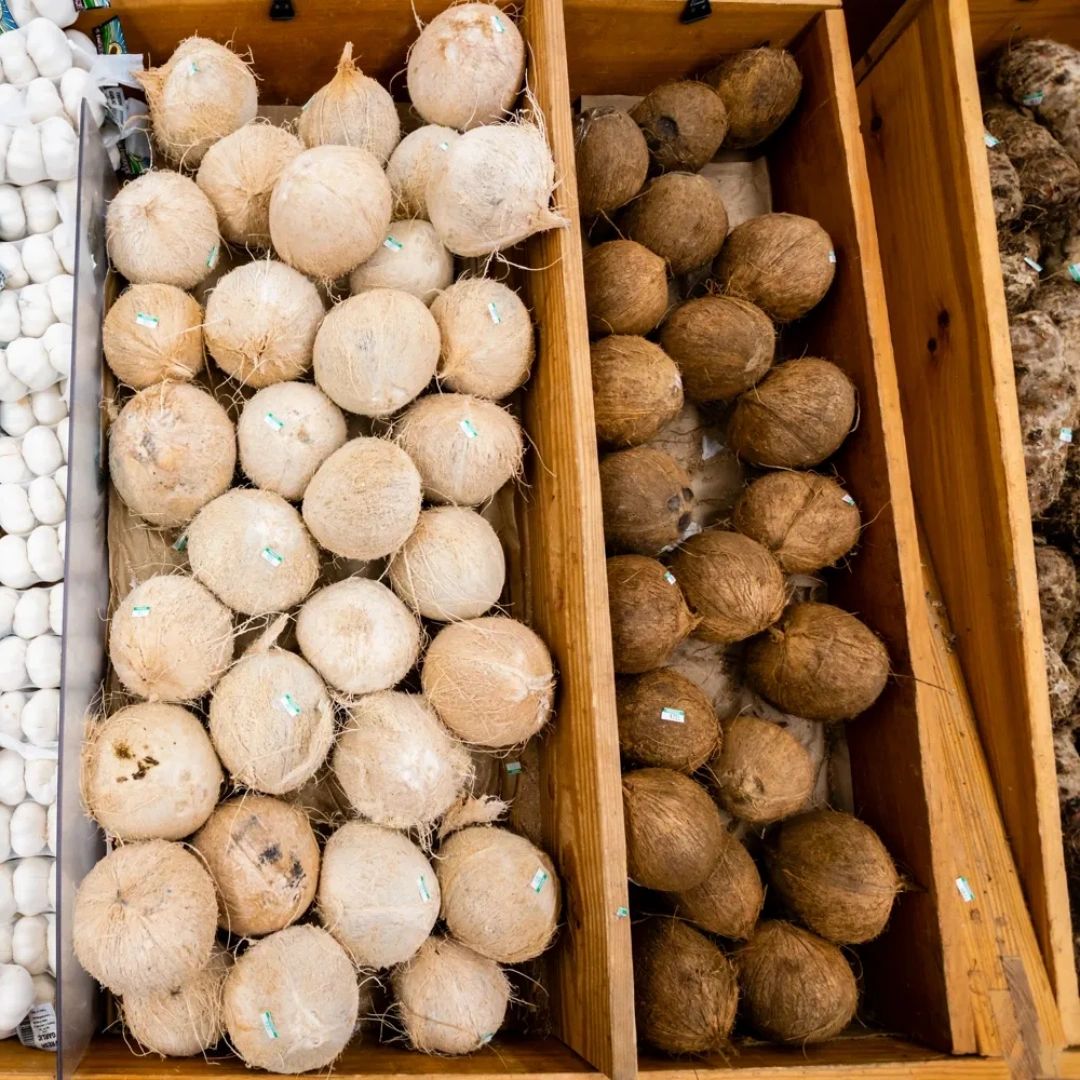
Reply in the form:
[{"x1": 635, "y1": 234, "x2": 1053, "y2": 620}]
[
  {"x1": 348, "y1": 220, "x2": 453, "y2": 305},
  {"x1": 386, "y1": 125, "x2": 459, "y2": 219},
  {"x1": 102, "y1": 284, "x2": 204, "y2": 389}
]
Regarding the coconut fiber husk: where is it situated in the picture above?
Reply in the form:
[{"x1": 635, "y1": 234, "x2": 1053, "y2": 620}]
[
  {"x1": 704, "y1": 48, "x2": 803, "y2": 149},
  {"x1": 584, "y1": 240, "x2": 670, "y2": 336},
  {"x1": 672, "y1": 826, "x2": 763, "y2": 940},
  {"x1": 600, "y1": 446, "x2": 695, "y2": 555},
  {"x1": 575, "y1": 106, "x2": 649, "y2": 217},
  {"x1": 630, "y1": 81, "x2": 728, "y2": 173},
  {"x1": 590, "y1": 335, "x2": 684, "y2": 447}
]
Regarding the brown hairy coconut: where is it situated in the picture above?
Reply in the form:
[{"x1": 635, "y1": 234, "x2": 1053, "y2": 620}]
[
  {"x1": 622, "y1": 172, "x2": 730, "y2": 275},
  {"x1": 622, "y1": 767, "x2": 726, "y2": 891},
  {"x1": 710, "y1": 715, "x2": 815, "y2": 824},
  {"x1": 728, "y1": 358, "x2": 856, "y2": 468},
  {"x1": 607, "y1": 555, "x2": 697, "y2": 674},
  {"x1": 192, "y1": 796, "x2": 319, "y2": 937},
  {"x1": 600, "y1": 447, "x2": 695, "y2": 555},
  {"x1": 714, "y1": 213, "x2": 835, "y2": 322},
  {"x1": 767, "y1": 809, "x2": 900, "y2": 944},
  {"x1": 575, "y1": 107, "x2": 649, "y2": 217},
  {"x1": 617, "y1": 667, "x2": 720, "y2": 772},
  {"x1": 631, "y1": 81, "x2": 729, "y2": 172},
  {"x1": 671, "y1": 530, "x2": 785, "y2": 644},
  {"x1": 584, "y1": 240, "x2": 669, "y2": 336},
  {"x1": 103, "y1": 284, "x2": 203, "y2": 389},
  {"x1": 746, "y1": 602, "x2": 890, "y2": 722},
  {"x1": 734, "y1": 471, "x2": 861, "y2": 574},
  {"x1": 660, "y1": 296, "x2": 774, "y2": 402},
  {"x1": 704, "y1": 49, "x2": 803, "y2": 148},
  {"x1": 737, "y1": 920, "x2": 858, "y2": 1043},
  {"x1": 634, "y1": 918, "x2": 738, "y2": 1054},
  {"x1": 591, "y1": 336, "x2": 684, "y2": 447},
  {"x1": 673, "y1": 829, "x2": 763, "y2": 940}
]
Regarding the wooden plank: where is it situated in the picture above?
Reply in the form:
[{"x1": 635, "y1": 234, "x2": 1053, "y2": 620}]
[
  {"x1": 0, "y1": 1044, "x2": 54, "y2": 1078},
  {"x1": 969, "y1": 0, "x2": 1080, "y2": 60},
  {"x1": 1062, "y1": 1046, "x2": 1080, "y2": 1078}
]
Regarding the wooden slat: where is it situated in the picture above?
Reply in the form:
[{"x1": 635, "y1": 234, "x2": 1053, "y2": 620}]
[
  {"x1": 969, "y1": 0, "x2": 1080, "y2": 60},
  {"x1": 0, "y1": 1044, "x2": 54, "y2": 1078},
  {"x1": 1062, "y1": 1046, "x2": 1080, "y2": 1079}
]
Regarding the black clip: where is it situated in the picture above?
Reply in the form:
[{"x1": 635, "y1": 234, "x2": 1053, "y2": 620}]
[
  {"x1": 269, "y1": 0, "x2": 294, "y2": 20},
  {"x1": 680, "y1": 0, "x2": 711, "y2": 23}
]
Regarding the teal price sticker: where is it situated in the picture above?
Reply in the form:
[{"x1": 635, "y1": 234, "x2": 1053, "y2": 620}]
[
  {"x1": 261, "y1": 547, "x2": 284, "y2": 568},
  {"x1": 660, "y1": 707, "x2": 685, "y2": 723}
]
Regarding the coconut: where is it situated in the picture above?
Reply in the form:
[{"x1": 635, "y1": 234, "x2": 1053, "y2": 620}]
[
  {"x1": 393, "y1": 393, "x2": 524, "y2": 505},
  {"x1": 584, "y1": 239, "x2": 669, "y2": 337},
  {"x1": 574, "y1": 107, "x2": 649, "y2": 217},
  {"x1": 704, "y1": 49, "x2": 803, "y2": 148},
  {"x1": 192, "y1": 796, "x2": 319, "y2": 937},
  {"x1": 209, "y1": 647, "x2": 335, "y2": 795},
  {"x1": 333, "y1": 691, "x2": 471, "y2": 830},
  {"x1": 103, "y1": 284, "x2": 204, "y2": 389},
  {"x1": 407, "y1": 3, "x2": 525, "y2": 130},
  {"x1": 196, "y1": 124, "x2": 302, "y2": 248},
  {"x1": 600, "y1": 447, "x2": 695, "y2": 555},
  {"x1": 313, "y1": 289, "x2": 439, "y2": 417},
  {"x1": 714, "y1": 213, "x2": 835, "y2": 322},
  {"x1": 302, "y1": 437, "x2": 422, "y2": 560},
  {"x1": 269, "y1": 145, "x2": 392, "y2": 280},
  {"x1": 137, "y1": 37, "x2": 257, "y2": 167},
  {"x1": 617, "y1": 667, "x2": 719, "y2": 772},
  {"x1": 673, "y1": 829, "x2": 763, "y2": 940},
  {"x1": 203, "y1": 260, "x2": 324, "y2": 388},
  {"x1": 296, "y1": 578, "x2": 421, "y2": 696},
  {"x1": 622, "y1": 767, "x2": 726, "y2": 891},
  {"x1": 621, "y1": 173, "x2": 729, "y2": 275},
  {"x1": 123, "y1": 945, "x2": 231, "y2": 1057},
  {"x1": 591, "y1": 336, "x2": 684, "y2": 447},
  {"x1": 630, "y1": 81, "x2": 729, "y2": 172},
  {"x1": 607, "y1": 555, "x2": 697, "y2": 673},
  {"x1": 660, "y1": 296, "x2": 774, "y2": 402},
  {"x1": 734, "y1": 471, "x2": 861, "y2": 574},
  {"x1": 421, "y1": 615, "x2": 554, "y2": 747},
  {"x1": 237, "y1": 382, "x2": 347, "y2": 501},
  {"x1": 223, "y1": 925, "x2": 358, "y2": 1074},
  {"x1": 349, "y1": 220, "x2": 454, "y2": 305},
  {"x1": 746, "y1": 602, "x2": 890, "y2": 722},
  {"x1": 106, "y1": 171, "x2": 221, "y2": 289},
  {"x1": 710, "y1": 715, "x2": 814, "y2": 824},
  {"x1": 82, "y1": 702, "x2": 222, "y2": 841},
  {"x1": 766, "y1": 810, "x2": 899, "y2": 944},
  {"x1": 109, "y1": 574, "x2": 234, "y2": 702},
  {"x1": 634, "y1": 918, "x2": 738, "y2": 1054},
  {"x1": 388, "y1": 506, "x2": 506, "y2": 621},
  {"x1": 108, "y1": 382, "x2": 236, "y2": 528},
  {"x1": 737, "y1": 920, "x2": 857, "y2": 1043},
  {"x1": 431, "y1": 278, "x2": 534, "y2": 399},
  {"x1": 298, "y1": 43, "x2": 400, "y2": 162},
  {"x1": 73, "y1": 840, "x2": 216, "y2": 996},
  {"x1": 427, "y1": 122, "x2": 566, "y2": 257},
  {"x1": 387, "y1": 126, "x2": 461, "y2": 220},
  {"x1": 728, "y1": 358, "x2": 856, "y2": 468}
]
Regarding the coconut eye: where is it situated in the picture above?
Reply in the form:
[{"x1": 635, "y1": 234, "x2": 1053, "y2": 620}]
[{"x1": 667, "y1": 494, "x2": 682, "y2": 512}]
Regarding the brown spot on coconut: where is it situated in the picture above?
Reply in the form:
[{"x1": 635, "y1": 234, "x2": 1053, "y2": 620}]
[
  {"x1": 584, "y1": 240, "x2": 669, "y2": 337},
  {"x1": 103, "y1": 284, "x2": 203, "y2": 390},
  {"x1": 737, "y1": 920, "x2": 858, "y2": 1043},
  {"x1": 621, "y1": 172, "x2": 729, "y2": 275},
  {"x1": 634, "y1": 918, "x2": 738, "y2": 1054},
  {"x1": 746, "y1": 602, "x2": 890, "y2": 722},
  {"x1": 393, "y1": 935, "x2": 510, "y2": 1055},
  {"x1": 349, "y1": 220, "x2": 453, "y2": 305},
  {"x1": 82, "y1": 702, "x2": 222, "y2": 841},
  {"x1": 73, "y1": 840, "x2": 217, "y2": 996},
  {"x1": 1036, "y1": 540, "x2": 1078, "y2": 652},
  {"x1": 387, "y1": 125, "x2": 461, "y2": 220},
  {"x1": 728, "y1": 358, "x2": 856, "y2": 468},
  {"x1": 574, "y1": 107, "x2": 649, "y2": 217},
  {"x1": 622, "y1": 767, "x2": 726, "y2": 891},
  {"x1": 672, "y1": 829, "x2": 763, "y2": 940},
  {"x1": 224, "y1": 924, "x2": 359, "y2": 1073},
  {"x1": 714, "y1": 213, "x2": 835, "y2": 322},
  {"x1": 704, "y1": 48, "x2": 803, "y2": 149},
  {"x1": 591, "y1": 336, "x2": 684, "y2": 447},
  {"x1": 422, "y1": 615, "x2": 554, "y2": 748},
  {"x1": 599, "y1": 446, "x2": 695, "y2": 555},
  {"x1": 630, "y1": 80, "x2": 729, "y2": 172},
  {"x1": 109, "y1": 574, "x2": 234, "y2": 702}
]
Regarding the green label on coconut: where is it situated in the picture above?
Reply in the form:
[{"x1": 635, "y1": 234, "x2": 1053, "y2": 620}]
[
  {"x1": 488, "y1": 301, "x2": 501, "y2": 325},
  {"x1": 459, "y1": 418, "x2": 479, "y2": 439},
  {"x1": 505, "y1": 760, "x2": 522, "y2": 775},
  {"x1": 842, "y1": 494, "x2": 856, "y2": 506},
  {"x1": 438, "y1": 141, "x2": 450, "y2": 151},
  {"x1": 384, "y1": 235, "x2": 404, "y2": 252},
  {"x1": 480, "y1": 1033, "x2": 495, "y2": 1045},
  {"x1": 131, "y1": 604, "x2": 151, "y2": 618},
  {"x1": 261, "y1": 1011, "x2": 279, "y2": 1039},
  {"x1": 172, "y1": 533, "x2": 188, "y2": 552},
  {"x1": 983, "y1": 131, "x2": 999, "y2": 148},
  {"x1": 278, "y1": 693, "x2": 301, "y2": 717},
  {"x1": 134, "y1": 312, "x2": 158, "y2": 329},
  {"x1": 207, "y1": 245, "x2": 219, "y2": 270},
  {"x1": 827, "y1": 250, "x2": 837, "y2": 264},
  {"x1": 417, "y1": 875, "x2": 432, "y2": 902},
  {"x1": 1023, "y1": 90, "x2": 1045, "y2": 106},
  {"x1": 615, "y1": 906, "x2": 629, "y2": 918},
  {"x1": 188, "y1": 61, "x2": 200, "y2": 76},
  {"x1": 530, "y1": 868, "x2": 548, "y2": 893},
  {"x1": 491, "y1": 13, "x2": 505, "y2": 32},
  {"x1": 264, "y1": 412, "x2": 285, "y2": 432},
  {"x1": 1024, "y1": 256, "x2": 1043, "y2": 273},
  {"x1": 660, "y1": 707, "x2": 685, "y2": 723},
  {"x1": 955, "y1": 876, "x2": 975, "y2": 903},
  {"x1": 1061, "y1": 427, "x2": 1074, "y2": 444},
  {"x1": 663, "y1": 571, "x2": 677, "y2": 585},
  {"x1": 261, "y1": 546, "x2": 284, "y2": 567},
  {"x1": 1069, "y1": 264, "x2": 1080, "y2": 283}
]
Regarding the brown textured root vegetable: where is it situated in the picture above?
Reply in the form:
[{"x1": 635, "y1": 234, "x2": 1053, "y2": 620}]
[
  {"x1": 704, "y1": 48, "x2": 803, "y2": 148},
  {"x1": 103, "y1": 284, "x2": 203, "y2": 389},
  {"x1": 714, "y1": 213, "x2": 835, "y2": 322},
  {"x1": 591, "y1": 336, "x2": 684, "y2": 446},
  {"x1": 1022, "y1": 409, "x2": 1072, "y2": 516},
  {"x1": 746, "y1": 602, "x2": 890, "y2": 722},
  {"x1": 630, "y1": 81, "x2": 728, "y2": 173},
  {"x1": 584, "y1": 239, "x2": 669, "y2": 336},
  {"x1": 621, "y1": 172, "x2": 730, "y2": 275},
  {"x1": 734, "y1": 471, "x2": 861, "y2": 574},
  {"x1": 987, "y1": 142, "x2": 1023, "y2": 227},
  {"x1": 670, "y1": 530, "x2": 786, "y2": 644},
  {"x1": 73, "y1": 840, "x2": 217, "y2": 996},
  {"x1": 600, "y1": 446, "x2": 695, "y2": 555},
  {"x1": 1012, "y1": 311, "x2": 1074, "y2": 411},
  {"x1": 607, "y1": 554, "x2": 697, "y2": 674},
  {"x1": 673, "y1": 829, "x2": 763, "y2": 940},
  {"x1": 622, "y1": 767, "x2": 726, "y2": 891},
  {"x1": 660, "y1": 295, "x2": 774, "y2": 402},
  {"x1": 1036, "y1": 540, "x2": 1078, "y2": 652},
  {"x1": 999, "y1": 251, "x2": 1041, "y2": 316},
  {"x1": 728, "y1": 358, "x2": 856, "y2": 468},
  {"x1": 995, "y1": 39, "x2": 1080, "y2": 165},
  {"x1": 574, "y1": 107, "x2": 649, "y2": 216},
  {"x1": 387, "y1": 125, "x2": 460, "y2": 220},
  {"x1": 349, "y1": 220, "x2": 454, "y2": 305},
  {"x1": 1046, "y1": 641, "x2": 1079, "y2": 722}
]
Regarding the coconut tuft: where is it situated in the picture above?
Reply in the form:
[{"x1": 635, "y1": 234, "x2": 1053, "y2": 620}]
[
  {"x1": 607, "y1": 555, "x2": 697, "y2": 674},
  {"x1": 704, "y1": 49, "x2": 803, "y2": 149},
  {"x1": 673, "y1": 829, "x2": 763, "y2": 940},
  {"x1": 591, "y1": 336, "x2": 684, "y2": 447},
  {"x1": 575, "y1": 107, "x2": 649, "y2": 217},
  {"x1": 630, "y1": 81, "x2": 729, "y2": 172},
  {"x1": 349, "y1": 220, "x2": 454, "y2": 305},
  {"x1": 600, "y1": 446, "x2": 695, "y2": 555},
  {"x1": 584, "y1": 239, "x2": 669, "y2": 336},
  {"x1": 103, "y1": 284, "x2": 204, "y2": 389},
  {"x1": 387, "y1": 125, "x2": 461, "y2": 220}
]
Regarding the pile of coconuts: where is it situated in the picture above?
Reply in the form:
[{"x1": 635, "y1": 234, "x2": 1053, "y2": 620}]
[
  {"x1": 575, "y1": 54, "x2": 902, "y2": 1052},
  {"x1": 80, "y1": 9, "x2": 567, "y2": 1072}
]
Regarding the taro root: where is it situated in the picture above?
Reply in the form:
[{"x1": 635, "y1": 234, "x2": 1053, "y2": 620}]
[
  {"x1": 630, "y1": 81, "x2": 728, "y2": 172},
  {"x1": 599, "y1": 447, "x2": 695, "y2": 555},
  {"x1": 1035, "y1": 539, "x2": 1078, "y2": 651},
  {"x1": 591, "y1": 335, "x2": 684, "y2": 446},
  {"x1": 584, "y1": 240, "x2": 670, "y2": 336},
  {"x1": 672, "y1": 827, "x2": 763, "y2": 940},
  {"x1": 607, "y1": 555, "x2": 697, "y2": 674},
  {"x1": 988, "y1": 143, "x2": 1023, "y2": 227},
  {"x1": 1000, "y1": 251, "x2": 1041, "y2": 315},
  {"x1": 995, "y1": 39, "x2": 1080, "y2": 164},
  {"x1": 1046, "y1": 639, "x2": 1079, "y2": 723},
  {"x1": 704, "y1": 48, "x2": 803, "y2": 149},
  {"x1": 575, "y1": 107, "x2": 649, "y2": 217}
]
